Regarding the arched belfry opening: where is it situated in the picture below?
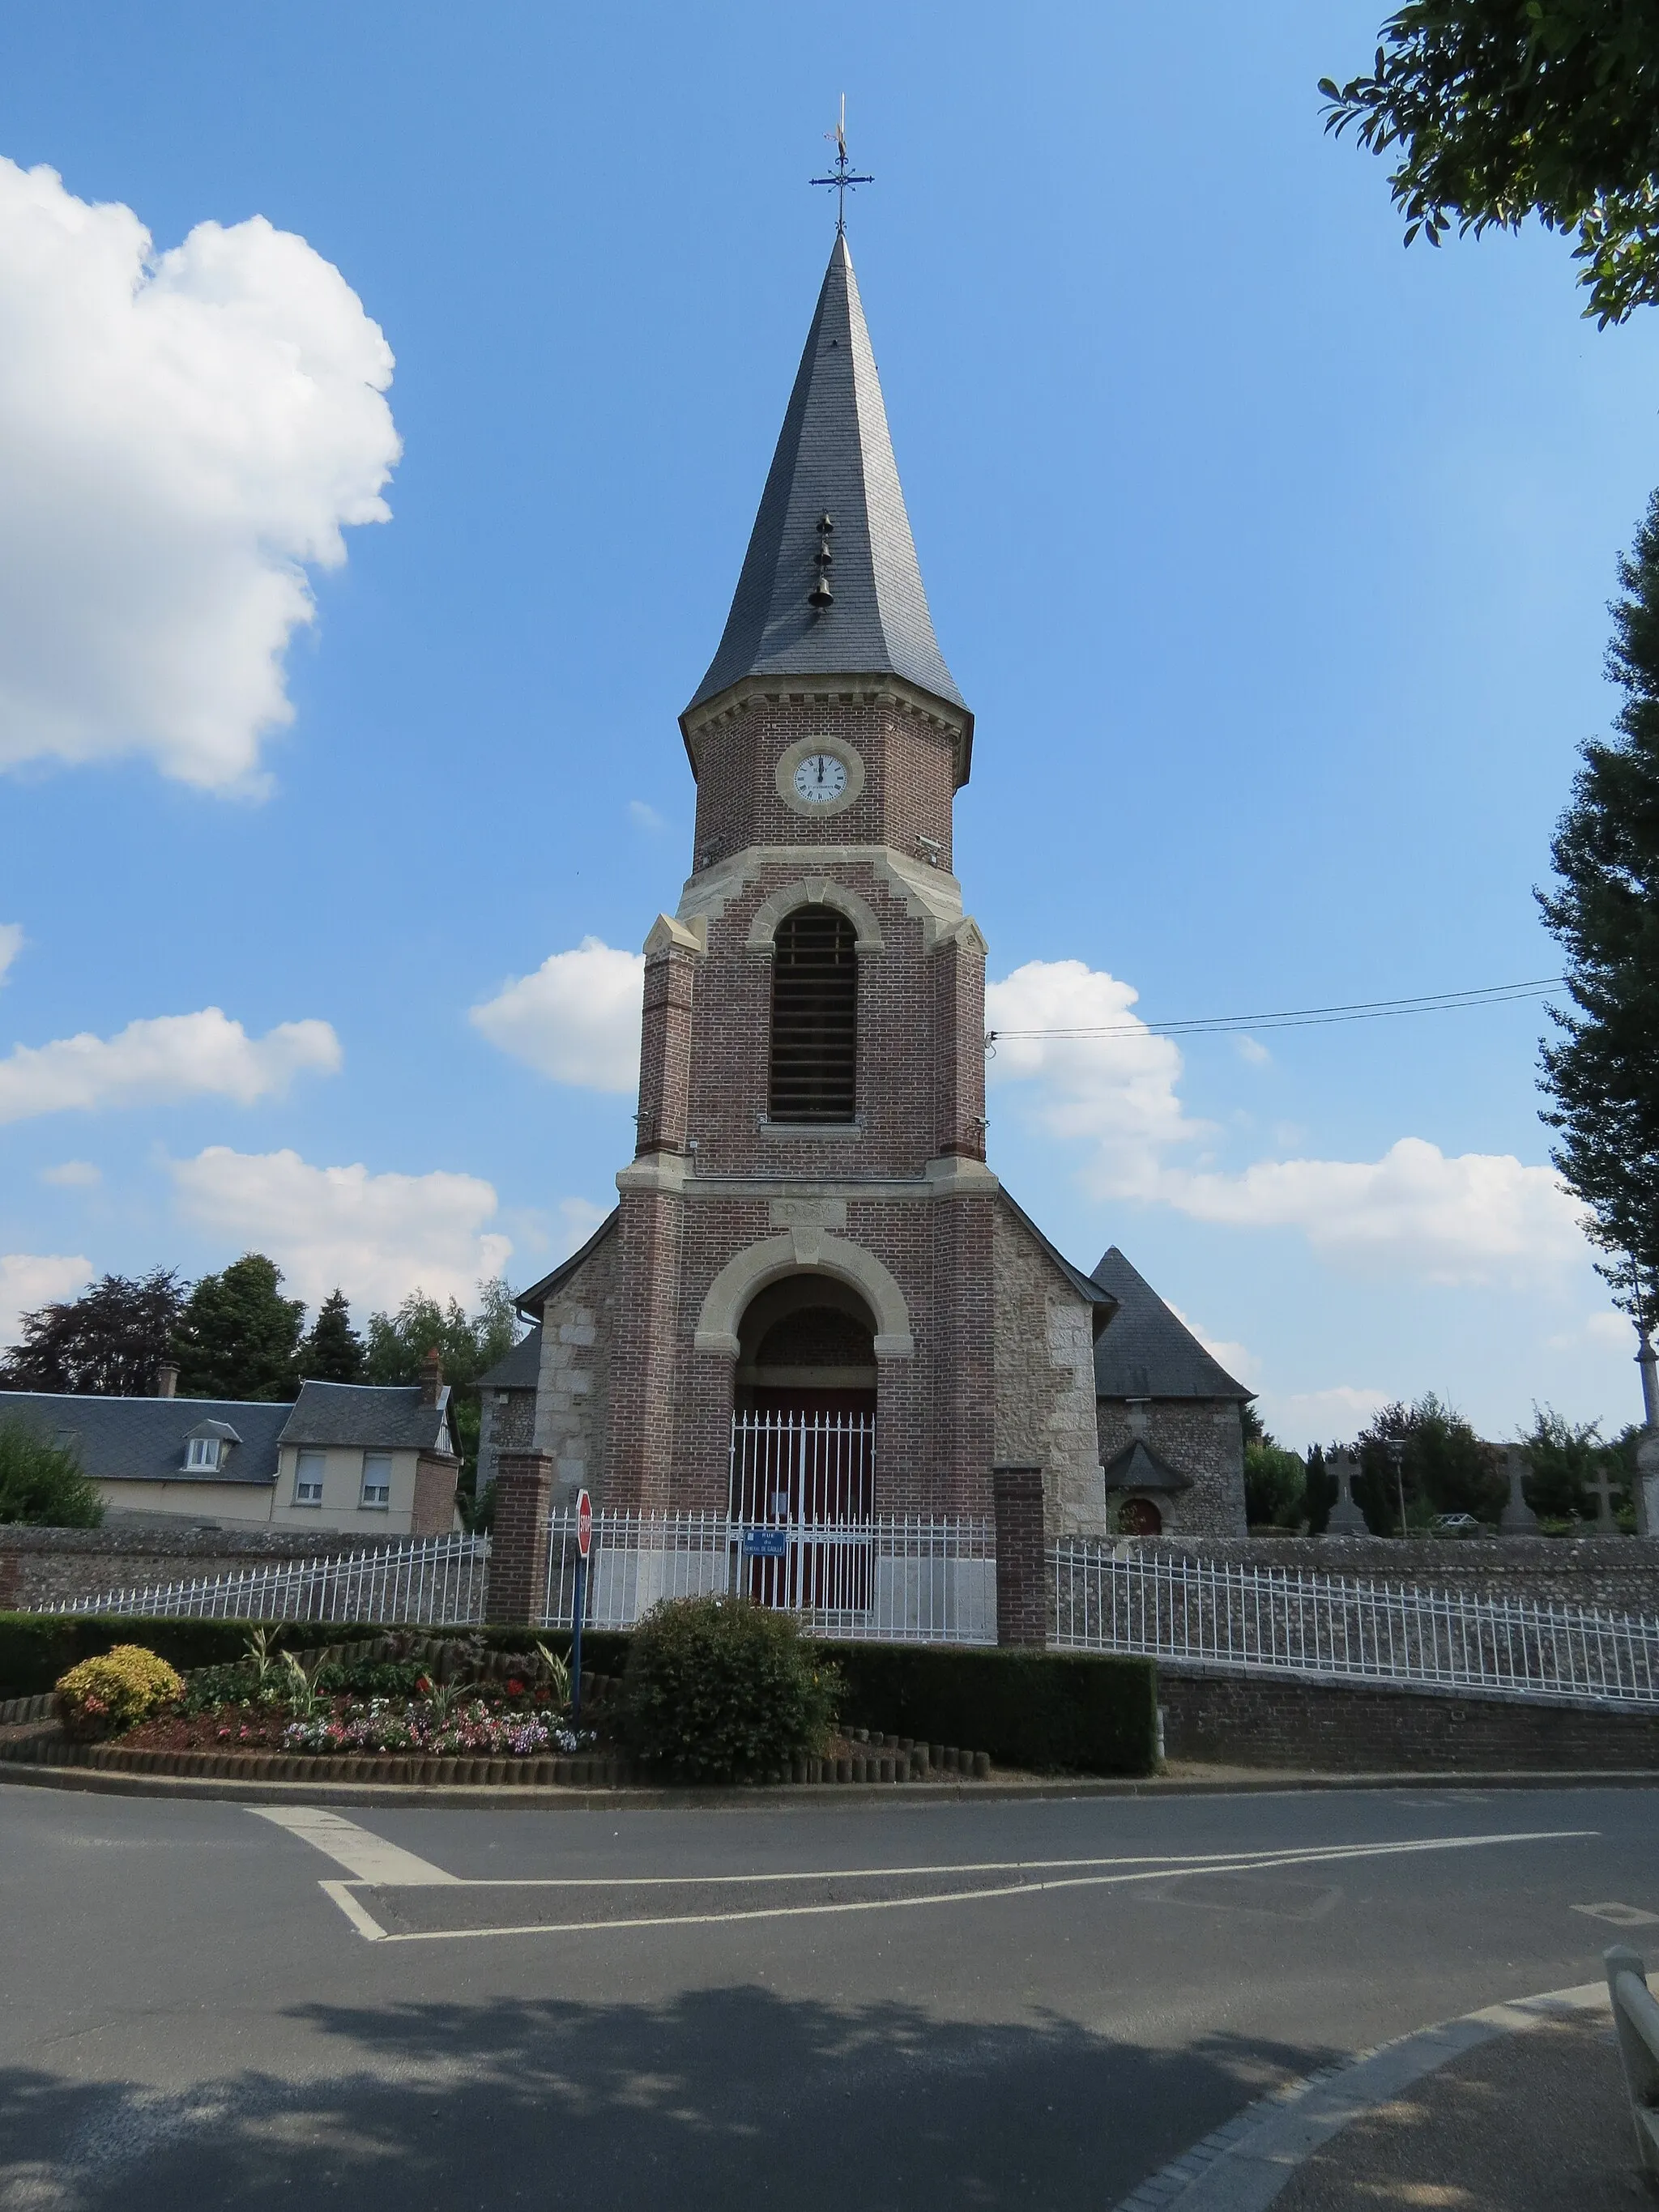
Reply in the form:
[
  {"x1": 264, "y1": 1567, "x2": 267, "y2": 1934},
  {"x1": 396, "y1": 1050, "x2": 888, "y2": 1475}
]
[
  {"x1": 769, "y1": 906, "x2": 857, "y2": 1123},
  {"x1": 731, "y1": 1276, "x2": 876, "y2": 1533}
]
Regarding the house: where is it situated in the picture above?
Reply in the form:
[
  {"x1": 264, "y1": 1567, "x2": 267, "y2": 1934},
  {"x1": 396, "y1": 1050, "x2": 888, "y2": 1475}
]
[{"x1": 0, "y1": 1355, "x2": 463, "y2": 1535}]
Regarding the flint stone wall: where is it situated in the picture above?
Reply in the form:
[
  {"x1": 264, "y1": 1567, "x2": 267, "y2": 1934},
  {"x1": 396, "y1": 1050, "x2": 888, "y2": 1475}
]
[
  {"x1": 1138, "y1": 1534, "x2": 1659, "y2": 1617},
  {"x1": 0, "y1": 1525, "x2": 411, "y2": 1613}
]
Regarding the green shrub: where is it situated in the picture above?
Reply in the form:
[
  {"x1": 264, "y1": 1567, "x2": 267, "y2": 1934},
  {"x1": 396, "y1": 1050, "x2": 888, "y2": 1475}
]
[
  {"x1": 620, "y1": 1596, "x2": 838, "y2": 1779},
  {"x1": 829, "y1": 1645, "x2": 1158, "y2": 1774},
  {"x1": 0, "y1": 1421, "x2": 104, "y2": 1528},
  {"x1": 56, "y1": 1645, "x2": 183, "y2": 1739}
]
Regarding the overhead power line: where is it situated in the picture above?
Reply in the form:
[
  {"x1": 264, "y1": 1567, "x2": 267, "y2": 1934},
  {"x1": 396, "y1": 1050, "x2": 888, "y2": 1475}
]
[{"x1": 984, "y1": 977, "x2": 1564, "y2": 1046}]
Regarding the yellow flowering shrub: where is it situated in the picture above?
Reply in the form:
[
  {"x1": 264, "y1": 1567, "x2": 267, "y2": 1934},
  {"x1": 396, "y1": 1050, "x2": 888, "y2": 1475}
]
[{"x1": 56, "y1": 1645, "x2": 185, "y2": 1739}]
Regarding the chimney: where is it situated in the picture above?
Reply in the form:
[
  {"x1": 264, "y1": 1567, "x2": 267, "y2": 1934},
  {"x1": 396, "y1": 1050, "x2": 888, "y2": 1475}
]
[
  {"x1": 420, "y1": 1349, "x2": 443, "y2": 1406},
  {"x1": 155, "y1": 1362, "x2": 178, "y2": 1400}
]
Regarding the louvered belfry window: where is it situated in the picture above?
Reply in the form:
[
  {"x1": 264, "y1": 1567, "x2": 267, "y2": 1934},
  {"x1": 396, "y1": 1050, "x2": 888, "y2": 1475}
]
[{"x1": 769, "y1": 905, "x2": 858, "y2": 1122}]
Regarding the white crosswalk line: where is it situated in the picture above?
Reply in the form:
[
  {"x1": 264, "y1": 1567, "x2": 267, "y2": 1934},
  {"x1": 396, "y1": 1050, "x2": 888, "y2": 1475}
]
[{"x1": 248, "y1": 1805, "x2": 459, "y2": 1885}]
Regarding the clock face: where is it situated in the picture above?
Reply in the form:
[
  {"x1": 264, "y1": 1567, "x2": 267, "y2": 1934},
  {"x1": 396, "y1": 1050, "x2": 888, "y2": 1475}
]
[{"x1": 793, "y1": 752, "x2": 849, "y2": 804}]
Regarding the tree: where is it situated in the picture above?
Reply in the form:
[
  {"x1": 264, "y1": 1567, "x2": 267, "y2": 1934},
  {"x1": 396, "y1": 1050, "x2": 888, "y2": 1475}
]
[
  {"x1": 1519, "y1": 1404, "x2": 1631, "y2": 1520},
  {"x1": 172, "y1": 1254, "x2": 305, "y2": 1401},
  {"x1": 1321, "y1": 2, "x2": 1659, "y2": 326},
  {"x1": 363, "y1": 1277, "x2": 522, "y2": 1509},
  {"x1": 1350, "y1": 1395, "x2": 1504, "y2": 1529},
  {"x1": 0, "y1": 1268, "x2": 186, "y2": 1396},
  {"x1": 1537, "y1": 491, "x2": 1659, "y2": 1334},
  {"x1": 0, "y1": 1420, "x2": 104, "y2": 1527},
  {"x1": 301, "y1": 1289, "x2": 365, "y2": 1383},
  {"x1": 1243, "y1": 1416, "x2": 1308, "y2": 1528}
]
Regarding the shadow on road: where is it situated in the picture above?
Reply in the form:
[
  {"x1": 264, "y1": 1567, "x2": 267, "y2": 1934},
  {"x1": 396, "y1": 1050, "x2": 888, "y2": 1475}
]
[{"x1": 0, "y1": 1984, "x2": 1341, "y2": 2210}]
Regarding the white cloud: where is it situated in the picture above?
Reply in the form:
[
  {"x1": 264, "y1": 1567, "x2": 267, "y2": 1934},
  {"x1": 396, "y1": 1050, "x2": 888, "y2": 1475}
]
[
  {"x1": 0, "y1": 1251, "x2": 92, "y2": 1346},
  {"x1": 1546, "y1": 1309, "x2": 1637, "y2": 1353},
  {"x1": 989, "y1": 955, "x2": 1590, "y2": 1289},
  {"x1": 0, "y1": 924, "x2": 21, "y2": 984},
  {"x1": 170, "y1": 1145, "x2": 512, "y2": 1313},
  {"x1": 629, "y1": 799, "x2": 667, "y2": 832},
  {"x1": 0, "y1": 1008, "x2": 339, "y2": 1124},
  {"x1": 0, "y1": 157, "x2": 398, "y2": 792},
  {"x1": 1254, "y1": 1383, "x2": 1392, "y2": 1453},
  {"x1": 39, "y1": 1159, "x2": 100, "y2": 1187},
  {"x1": 470, "y1": 937, "x2": 644, "y2": 1093},
  {"x1": 558, "y1": 1196, "x2": 610, "y2": 1253},
  {"x1": 1233, "y1": 1034, "x2": 1271, "y2": 1067},
  {"x1": 1163, "y1": 1139, "x2": 1585, "y2": 1286},
  {"x1": 986, "y1": 959, "x2": 1204, "y2": 1198}
]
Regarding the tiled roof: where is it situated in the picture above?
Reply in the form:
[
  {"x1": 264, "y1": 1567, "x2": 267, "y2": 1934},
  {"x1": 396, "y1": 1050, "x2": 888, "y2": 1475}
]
[
  {"x1": 1090, "y1": 1247, "x2": 1252, "y2": 1401},
  {"x1": 1102, "y1": 1438, "x2": 1194, "y2": 1494},
  {"x1": 478, "y1": 1327, "x2": 542, "y2": 1392},
  {"x1": 277, "y1": 1381, "x2": 452, "y2": 1454},
  {"x1": 0, "y1": 1391, "x2": 288, "y2": 1487},
  {"x1": 684, "y1": 234, "x2": 968, "y2": 727}
]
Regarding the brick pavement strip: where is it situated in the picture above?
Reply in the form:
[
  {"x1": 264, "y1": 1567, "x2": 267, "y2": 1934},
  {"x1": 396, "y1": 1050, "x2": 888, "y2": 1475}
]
[{"x1": 1111, "y1": 1981, "x2": 1641, "y2": 2212}]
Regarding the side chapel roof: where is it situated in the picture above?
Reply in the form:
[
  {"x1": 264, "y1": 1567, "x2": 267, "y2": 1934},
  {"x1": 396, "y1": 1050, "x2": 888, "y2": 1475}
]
[
  {"x1": 1090, "y1": 1247, "x2": 1252, "y2": 1402},
  {"x1": 683, "y1": 233, "x2": 969, "y2": 735}
]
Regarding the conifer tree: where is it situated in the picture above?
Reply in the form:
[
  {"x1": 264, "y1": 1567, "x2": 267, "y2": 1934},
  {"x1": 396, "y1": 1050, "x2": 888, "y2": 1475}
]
[
  {"x1": 172, "y1": 1254, "x2": 305, "y2": 1400},
  {"x1": 1538, "y1": 492, "x2": 1659, "y2": 1332},
  {"x1": 300, "y1": 1289, "x2": 365, "y2": 1383}
]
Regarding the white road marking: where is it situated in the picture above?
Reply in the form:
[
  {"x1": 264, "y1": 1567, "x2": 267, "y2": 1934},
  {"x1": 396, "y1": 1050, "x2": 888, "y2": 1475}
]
[
  {"x1": 1571, "y1": 1899, "x2": 1659, "y2": 1926},
  {"x1": 248, "y1": 1805, "x2": 459, "y2": 1886},
  {"x1": 309, "y1": 1826, "x2": 1597, "y2": 1944}
]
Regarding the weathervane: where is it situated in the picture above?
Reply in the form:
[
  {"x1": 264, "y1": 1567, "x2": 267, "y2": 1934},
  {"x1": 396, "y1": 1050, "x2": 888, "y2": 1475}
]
[{"x1": 810, "y1": 96, "x2": 872, "y2": 235}]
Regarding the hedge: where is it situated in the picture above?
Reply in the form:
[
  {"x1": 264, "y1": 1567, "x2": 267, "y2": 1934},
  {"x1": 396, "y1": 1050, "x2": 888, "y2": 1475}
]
[
  {"x1": 825, "y1": 1645, "x2": 1158, "y2": 1775},
  {"x1": 0, "y1": 1616, "x2": 630, "y2": 1700}
]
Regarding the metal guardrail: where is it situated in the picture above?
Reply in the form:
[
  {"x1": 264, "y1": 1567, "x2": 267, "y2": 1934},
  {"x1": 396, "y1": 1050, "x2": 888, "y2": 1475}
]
[
  {"x1": 1050, "y1": 1544, "x2": 1659, "y2": 1707},
  {"x1": 53, "y1": 1532, "x2": 491, "y2": 1626},
  {"x1": 1606, "y1": 1947, "x2": 1659, "y2": 2180},
  {"x1": 541, "y1": 1508, "x2": 997, "y2": 1644}
]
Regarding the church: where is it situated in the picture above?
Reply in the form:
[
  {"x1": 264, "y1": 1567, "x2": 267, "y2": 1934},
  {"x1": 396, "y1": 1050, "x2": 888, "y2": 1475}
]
[{"x1": 484, "y1": 229, "x2": 1249, "y2": 1552}]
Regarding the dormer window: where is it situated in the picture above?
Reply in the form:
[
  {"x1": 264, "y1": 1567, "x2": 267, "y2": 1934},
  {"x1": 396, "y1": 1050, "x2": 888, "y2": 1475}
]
[{"x1": 186, "y1": 1435, "x2": 221, "y2": 1471}]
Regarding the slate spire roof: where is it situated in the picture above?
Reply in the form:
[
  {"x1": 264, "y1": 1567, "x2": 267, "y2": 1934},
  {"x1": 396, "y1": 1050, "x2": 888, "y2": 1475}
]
[{"x1": 684, "y1": 232, "x2": 967, "y2": 726}]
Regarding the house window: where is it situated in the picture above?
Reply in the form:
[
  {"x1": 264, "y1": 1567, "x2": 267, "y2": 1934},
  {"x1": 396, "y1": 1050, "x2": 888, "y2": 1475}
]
[
  {"x1": 294, "y1": 1451, "x2": 325, "y2": 1507},
  {"x1": 769, "y1": 905, "x2": 857, "y2": 1122},
  {"x1": 360, "y1": 1452, "x2": 392, "y2": 1508},
  {"x1": 185, "y1": 1436, "x2": 221, "y2": 1472}
]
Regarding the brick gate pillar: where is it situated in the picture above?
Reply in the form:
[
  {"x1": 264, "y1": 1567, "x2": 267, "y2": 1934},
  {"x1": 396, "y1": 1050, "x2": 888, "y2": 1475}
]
[
  {"x1": 992, "y1": 1464, "x2": 1046, "y2": 1647},
  {"x1": 491, "y1": 1450, "x2": 554, "y2": 1625}
]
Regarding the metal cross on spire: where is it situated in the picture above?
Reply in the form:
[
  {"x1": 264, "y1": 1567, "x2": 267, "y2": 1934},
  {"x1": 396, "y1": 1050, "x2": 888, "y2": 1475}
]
[{"x1": 810, "y1": 96, "x2": 872, "y2": 235}]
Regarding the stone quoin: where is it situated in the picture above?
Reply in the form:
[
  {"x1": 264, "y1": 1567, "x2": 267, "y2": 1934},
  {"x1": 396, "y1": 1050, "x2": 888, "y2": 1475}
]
[{"x1": 485, "y1": 228, "x2": 1250, "y2": 1548}]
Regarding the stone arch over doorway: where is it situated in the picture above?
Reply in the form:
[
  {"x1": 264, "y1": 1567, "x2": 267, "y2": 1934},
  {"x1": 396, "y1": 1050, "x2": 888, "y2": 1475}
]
[{"x1": 692, "y1": 1231, "x2": 914, "y2": 1359}]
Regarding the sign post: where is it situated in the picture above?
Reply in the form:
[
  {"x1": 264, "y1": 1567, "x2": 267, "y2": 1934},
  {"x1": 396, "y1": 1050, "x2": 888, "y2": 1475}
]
[{"x1": 571, "y1": 1488, "x2": 592, "y2": 1724}]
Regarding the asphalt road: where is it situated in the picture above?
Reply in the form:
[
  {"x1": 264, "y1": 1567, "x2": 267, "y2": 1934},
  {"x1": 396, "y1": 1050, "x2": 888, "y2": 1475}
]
[{"x1": 2, "y1": 1780, "x2": 1655, "y2": 2210}]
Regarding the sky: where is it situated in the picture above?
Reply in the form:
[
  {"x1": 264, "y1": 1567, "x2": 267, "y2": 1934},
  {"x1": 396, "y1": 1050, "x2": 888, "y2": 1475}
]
[{"x1": 0, "y1": 2, "x2": 1654, "y2": 1450}]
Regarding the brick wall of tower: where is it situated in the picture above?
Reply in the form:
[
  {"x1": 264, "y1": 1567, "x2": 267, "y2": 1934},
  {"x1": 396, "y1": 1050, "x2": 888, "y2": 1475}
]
[{"x1": 689, "y1": 693, "x2": 959, "y2": 872}]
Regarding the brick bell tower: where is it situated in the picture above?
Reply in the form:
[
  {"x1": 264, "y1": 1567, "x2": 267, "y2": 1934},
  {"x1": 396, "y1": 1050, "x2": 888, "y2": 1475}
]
[{"x1": 602, "y1": 229, "x2": 996, "y2": 1519}]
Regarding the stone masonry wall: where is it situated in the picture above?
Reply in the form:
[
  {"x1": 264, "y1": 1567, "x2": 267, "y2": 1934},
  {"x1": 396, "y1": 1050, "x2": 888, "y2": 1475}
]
[
  {"x1": 1159, "y1": 1664, "x2": 1659, "y2": 1772},
  {"x1": 534, "y1": 1226, "x2": 621, "y2": 1507},
  {"x1": 1097, "y1": 1400, "x2": 1247, "y2": 1537},
  {"x1": 1141, "y1": 1533, "x2": 1659, "y2": 1614},
  {"x1": 992, "y1": 1204, "x2": 1108, "y2": 1536},
  {"x1": 0, "y1": 1525, "x2": 409, "y2": 1613}
]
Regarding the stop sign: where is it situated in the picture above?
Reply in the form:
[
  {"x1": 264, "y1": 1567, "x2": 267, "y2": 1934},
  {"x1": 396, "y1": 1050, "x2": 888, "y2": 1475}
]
[{"x1": 576, "y1": 1488, "x2": 593, "y2": 1559}]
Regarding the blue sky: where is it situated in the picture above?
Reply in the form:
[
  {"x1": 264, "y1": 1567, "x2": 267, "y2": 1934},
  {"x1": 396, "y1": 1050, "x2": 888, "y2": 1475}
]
[{"x1": 0, "y1": 2, "x2": 1654, "y2": 1447}]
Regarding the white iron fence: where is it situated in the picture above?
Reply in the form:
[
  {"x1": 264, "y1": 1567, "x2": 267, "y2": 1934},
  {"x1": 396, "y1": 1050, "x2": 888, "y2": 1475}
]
[
  {"x1": 1052, "y1": 1543, "x2": 1659, "y2": 1709},
  {"x1": 542, "y1": 1508, "x2": 996, "y2": 1644},
  {"x1": 57, "y1": 1532, "x2": 490, "y2": 1626}
]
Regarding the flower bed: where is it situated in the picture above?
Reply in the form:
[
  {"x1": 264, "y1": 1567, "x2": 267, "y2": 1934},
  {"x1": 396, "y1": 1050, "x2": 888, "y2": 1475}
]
[{"x1": 120, "y1": 1692, "x2": 597, "y2": 1761}]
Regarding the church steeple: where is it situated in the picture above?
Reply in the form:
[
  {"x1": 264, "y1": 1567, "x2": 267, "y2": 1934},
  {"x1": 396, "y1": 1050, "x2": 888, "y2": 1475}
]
[{"x1": 684, "y1": 233, "x2": 967, "y2": 731}]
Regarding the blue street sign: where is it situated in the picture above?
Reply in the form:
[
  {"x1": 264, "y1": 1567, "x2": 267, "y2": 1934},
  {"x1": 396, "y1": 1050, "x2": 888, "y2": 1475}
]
[{"x1": 741, "y1": 1526, "x2": 789, "y2": 1559}]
